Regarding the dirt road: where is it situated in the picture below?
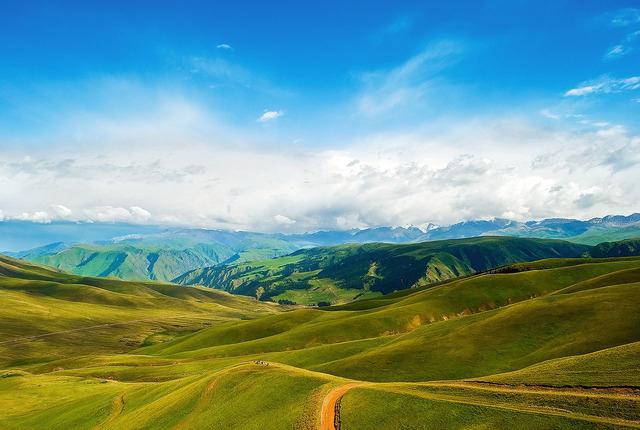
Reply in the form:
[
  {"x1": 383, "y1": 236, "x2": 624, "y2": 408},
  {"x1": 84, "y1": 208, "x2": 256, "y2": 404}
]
[{"x1": 320, "y1": 383, "x2": 365, "y2": 430}]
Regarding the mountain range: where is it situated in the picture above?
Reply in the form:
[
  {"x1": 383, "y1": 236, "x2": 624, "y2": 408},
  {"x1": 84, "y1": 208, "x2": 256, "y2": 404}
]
[
  {"x1": 174, "y1": 236, "x2": 592, "y2": 305},
  {"x1": 5, "y1": 213, "x2": 639, "y2": 285},
  {"x1": 13, "y1": 230, "x2": 299, "y2": 282}
]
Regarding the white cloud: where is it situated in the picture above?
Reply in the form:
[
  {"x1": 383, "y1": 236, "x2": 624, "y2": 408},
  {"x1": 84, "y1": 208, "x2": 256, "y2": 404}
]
[
  {"x1": 604, "y1": 29, "x2": 640, "y2": 60},
  {"x1": 356, "y1": 40, "x2": 462, "y2": 115},
  {"x1": 258, "y1": 110, "x2": 283, "y2": 122},
  {"x1": 15, "y1": 211, "x2": 51, "y2": 223},
  {"x1": 540, "y1": 109, "x2": 560, "y2": 120},
  {"x1": 274, "y1": 214, "x2": 296, "y2": 225},
  {"x1": 609, "y1": 8, "x2": 640, "y2": 27},
  {"x1": 51, "y1": 204, "x2": 72, "y2": 218},
  {"x1": 565, "y1": 86, "x2": 598, "y2": 97},
  {"x1": 130, "y1": 206, "x2": 152, "y2": 221},
  {"x1": 1, "y1": 109, "x2": 638, "y2": 231},
  {"x1": 216, "y1": 43, "x2": 233, "y2": 50},
  {"x1": 565, "y1": 76, "x2": 640, "y2": 96},
  {"x1": 604, "y1": 44, "x2": 631, "y2": 59},
  {"x1": 83, "y1": 207, "x2": 132, "y2": 223},
  {"x1": 81, "y1": 206, "x2": 152, "y2": 223}
]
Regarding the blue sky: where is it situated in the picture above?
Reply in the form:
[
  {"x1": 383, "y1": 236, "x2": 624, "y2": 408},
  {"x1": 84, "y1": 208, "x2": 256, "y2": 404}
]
[{"x1": 0, "y1": 1, "x2": 639, "y2": 231}]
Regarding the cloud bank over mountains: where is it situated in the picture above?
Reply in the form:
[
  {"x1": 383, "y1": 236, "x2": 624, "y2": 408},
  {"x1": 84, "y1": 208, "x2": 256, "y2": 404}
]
[{"x1": 1, "y1": 93, "x2": 637, "y2": 232}]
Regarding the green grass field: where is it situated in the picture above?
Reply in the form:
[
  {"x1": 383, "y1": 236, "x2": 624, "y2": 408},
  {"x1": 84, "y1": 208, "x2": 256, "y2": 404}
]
[
  {"x1": 0, "y1": 252, "x2": 639, "y2": 429},
  {"x1": 0, "y1": 255, "x2": 281, "y2": 366}
]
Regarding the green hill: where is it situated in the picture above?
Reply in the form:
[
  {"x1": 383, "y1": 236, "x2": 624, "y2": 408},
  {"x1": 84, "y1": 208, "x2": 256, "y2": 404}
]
[
  {"x1": 22, "y1": 234, "x2": 298, "y2": 282},
  {"x1": 0, "y1": 254, "x2": 639, "y2": 429},
  {"x1": 479, "y1": 341, "x2": 640, "y2": 387},
  {"x1": 587, "y1": 238, "x2": 640, "y2": 258},
  {"x1": 0, "y1": 255, "x2": 280, "y2": 366},
  {"x1": 175, "y1": 236, "x2": 590, "y2": 305}
]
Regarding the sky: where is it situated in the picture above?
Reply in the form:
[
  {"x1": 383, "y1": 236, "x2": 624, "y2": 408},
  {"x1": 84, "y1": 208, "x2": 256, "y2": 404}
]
[{"x1": 0, "y1": 0, "x2": 639, "y2": 232}]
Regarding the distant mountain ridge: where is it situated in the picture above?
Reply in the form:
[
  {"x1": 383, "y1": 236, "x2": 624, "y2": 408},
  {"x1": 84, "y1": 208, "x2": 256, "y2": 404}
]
[
  {"x1": 417, "y1": 213, "x2": 640, "y2": 243},
  {"x1": 7, "y1": 213, "x2": 639, "y2": 283}
]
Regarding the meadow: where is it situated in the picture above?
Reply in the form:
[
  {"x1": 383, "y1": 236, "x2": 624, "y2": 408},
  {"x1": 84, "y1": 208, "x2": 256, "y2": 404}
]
[{"x1": 0, "y1": 251, "x2": 639, "y2": 429}]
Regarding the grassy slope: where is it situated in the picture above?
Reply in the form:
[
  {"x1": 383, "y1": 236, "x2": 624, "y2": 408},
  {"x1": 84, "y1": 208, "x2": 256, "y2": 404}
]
[
  {"x1": 0, "y1": 363, "x2": 338, "y2": 430},
  {"x1": 479, "y1": 341, "x2": 640, "y2": 387},
  {"x1": 340, "y1": 382, "x2": 640, "y2": 429},
  {"x1": 175, "y1": 236, "x2": 590, "y2": 305},
  {"x1": 147, "y1": 259, "x2": 640, "y2": 361},
  {"x1": 315, "y1": 281, "x2": 640, "y2": 381},
  {"x1": 1, "y1": 255, "x2": 639, "y2": 429},
  {"x1": 0, "y1": 255, "x2": 280, "y2": 366}
]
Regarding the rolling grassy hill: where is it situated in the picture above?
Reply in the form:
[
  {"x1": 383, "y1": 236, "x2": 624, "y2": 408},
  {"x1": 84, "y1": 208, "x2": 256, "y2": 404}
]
[
  {"x1": 0, "y1": 254, "x2": 639, "y2": 429},
  {"x1": 480, "y1": 340, "x2": 640, "y2": 387},
  {"x1": 0, "y1": 255, "x2": 280, "y2": 366},
  {"x1": 175, "y1": 236, "x2": 591, "y2": 305}
]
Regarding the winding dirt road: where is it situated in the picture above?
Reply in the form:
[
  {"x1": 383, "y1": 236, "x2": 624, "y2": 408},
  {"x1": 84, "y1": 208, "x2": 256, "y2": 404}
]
[{"x1": 320, "y1": 383, "x2": 365, "y2": 430}]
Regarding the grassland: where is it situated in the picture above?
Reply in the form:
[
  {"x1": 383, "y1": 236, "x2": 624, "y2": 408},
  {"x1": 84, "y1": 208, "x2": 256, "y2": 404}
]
[
  {"x1": 340, "y1": 382, "x2": 640, "y2": 429},
  {"x1": 0, "y1": 255, "x2": 280, "y2": 367},
  {"x1": 0, "y1": 253, "x2": 639, "y2": 429}
]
